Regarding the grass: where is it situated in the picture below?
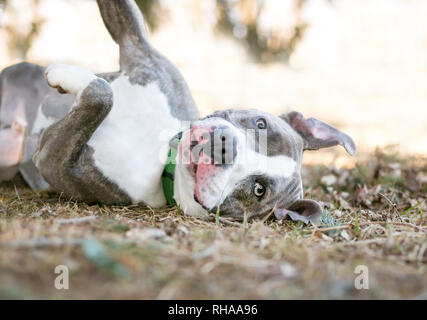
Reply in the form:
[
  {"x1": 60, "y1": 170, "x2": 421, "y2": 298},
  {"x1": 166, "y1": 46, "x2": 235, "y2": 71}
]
[{"x1": 0, "y1": 148, "x2": 426, "y2": 299}]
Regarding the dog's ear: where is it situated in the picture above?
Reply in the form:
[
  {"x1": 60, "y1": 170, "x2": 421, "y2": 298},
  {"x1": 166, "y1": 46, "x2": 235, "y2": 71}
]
[
  {"x1": 275, "y1": 199, "x2": 322, "y2": 225},
  {"x1": 280, "y1": 111, "x2": 356, "y2": 156}
]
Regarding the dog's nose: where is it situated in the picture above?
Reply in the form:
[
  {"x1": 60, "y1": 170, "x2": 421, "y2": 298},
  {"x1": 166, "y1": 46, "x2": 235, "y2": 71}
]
[{"x1": 190, "y1": 125, "x2": 237, "y2": 166}]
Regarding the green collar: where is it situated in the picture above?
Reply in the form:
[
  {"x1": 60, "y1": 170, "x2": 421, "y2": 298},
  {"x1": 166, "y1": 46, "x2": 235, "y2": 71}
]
[{"x1": 162, "y1": 135, "x2": 181, "y2": 206}]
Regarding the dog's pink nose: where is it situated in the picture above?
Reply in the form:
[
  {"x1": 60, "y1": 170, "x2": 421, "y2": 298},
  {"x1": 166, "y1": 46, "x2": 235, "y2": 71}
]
[
  {"x1": 189, "y1": 124, "x2": 237, "y2": 166},
  {"x1": 190, "y1": 125, "x2": 214, "y2": 144}
]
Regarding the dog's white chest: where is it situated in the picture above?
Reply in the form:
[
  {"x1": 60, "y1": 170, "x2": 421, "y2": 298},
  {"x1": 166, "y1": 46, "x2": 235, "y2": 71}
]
[{"x1": 87, "y1": 75, "x2": 181, "y2": 206}]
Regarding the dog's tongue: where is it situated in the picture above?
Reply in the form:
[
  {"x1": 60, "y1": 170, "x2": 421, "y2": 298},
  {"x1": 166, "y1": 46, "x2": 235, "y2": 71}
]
[
  {"x1": 185, "y1": 125, "x2": 224, "y2": 209},
  {"x1": 194, "y1": 152, "x2": 222, "y2": 208}
]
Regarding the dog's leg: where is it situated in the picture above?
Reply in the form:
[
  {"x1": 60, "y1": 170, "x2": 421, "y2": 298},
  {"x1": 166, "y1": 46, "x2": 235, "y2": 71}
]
[
  {"x1": 34, "y1": 64, "x2": 102, "y2": 168},
  {"x1": 96, "y1": 0, "x2": 150, "y2": 72},
  {"x1": 0, "y1": 66, "x2": 28, "y2": 181},
  {"x1": 33, "y1": 64, "x2": 128, "y2": 203},
  {"x1": 96, "y1": 0, "x2": 200, "y2": 121},
  {"x1": 0, "y1": 103, "x2": 27, "y2": 181},
  {"x1": 0, "y1": 62, "x2": 55, "y2": 188}
]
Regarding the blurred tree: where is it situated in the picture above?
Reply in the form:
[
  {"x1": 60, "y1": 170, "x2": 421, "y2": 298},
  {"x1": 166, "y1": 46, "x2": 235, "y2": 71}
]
[
  {"x1": 135, "y1": 0, "x2": 308, "y2": 63},
  {"x1": 0, "y1": 0, "x2": 308, "y2": 64},
  {"x1": 215, "y1": 0, "x2": 308, "y2": 63},
  {"x1": 135, "y1": 0, "x2": 162, "y2": 31},
  {"x1": 0, "y1": 0, "x2": 44, "y2": 60}
]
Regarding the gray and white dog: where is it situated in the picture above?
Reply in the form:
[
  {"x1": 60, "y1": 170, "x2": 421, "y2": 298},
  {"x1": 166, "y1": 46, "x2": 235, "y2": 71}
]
[{"x1": 0, "y1": 0, "x2": 355, "y2": 222}]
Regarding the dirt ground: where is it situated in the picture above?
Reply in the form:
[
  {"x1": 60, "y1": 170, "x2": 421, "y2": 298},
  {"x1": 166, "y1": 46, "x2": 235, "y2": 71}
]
[{"x1": 0, "y1": 148, "x2": 426, "y2": 299}]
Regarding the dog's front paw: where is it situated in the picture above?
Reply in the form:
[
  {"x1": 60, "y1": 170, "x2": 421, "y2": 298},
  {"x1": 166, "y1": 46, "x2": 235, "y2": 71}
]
[{"x1": 45, "y1": 64, "x2": 96, "y2": 96}]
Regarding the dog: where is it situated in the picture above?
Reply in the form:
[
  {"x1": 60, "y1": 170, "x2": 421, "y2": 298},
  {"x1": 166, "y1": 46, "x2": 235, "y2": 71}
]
[{"x1": 0, "y1": 0, "x2": 355, "y2": 223}]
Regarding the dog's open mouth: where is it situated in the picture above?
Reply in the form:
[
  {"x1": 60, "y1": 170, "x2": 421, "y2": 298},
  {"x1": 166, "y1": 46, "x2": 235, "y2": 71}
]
[
  {"x1": 178, "y1": 121, "x2": 240, "y2": 211},
  {"x1": 183, "y1": 126, "x2": 215, "y2": 179},
  {"x1": 181, "y1": 129, "x2": 222, "y2": 210}
]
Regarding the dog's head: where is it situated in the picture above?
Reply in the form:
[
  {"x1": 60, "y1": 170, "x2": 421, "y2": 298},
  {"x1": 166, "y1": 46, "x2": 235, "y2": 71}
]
[{"x1": 173, "y1": 109, "x2": 356, "y2": 222}]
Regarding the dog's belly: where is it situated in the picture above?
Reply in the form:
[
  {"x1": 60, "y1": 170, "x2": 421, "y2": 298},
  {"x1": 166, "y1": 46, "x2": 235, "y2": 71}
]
[{"x1": 87, "y1": 75, "x2": 181, "y2": 207}]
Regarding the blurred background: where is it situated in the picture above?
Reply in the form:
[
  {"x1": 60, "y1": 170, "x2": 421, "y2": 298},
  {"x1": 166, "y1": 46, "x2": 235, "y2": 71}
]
[{"x1": 0, "y1": 0, "x2": 426, "y2": 166}]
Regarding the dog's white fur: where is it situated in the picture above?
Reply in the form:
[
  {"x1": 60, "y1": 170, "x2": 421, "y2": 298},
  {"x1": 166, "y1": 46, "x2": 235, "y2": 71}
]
[
  {"x1": 31, "y1": 106, "x2": 56, "y2": 135},
  {"x1": 88, "y1": 75, "x2": 181, "y2": 207},
  {"x1": 45, "y1": 64, "x2": 96, "y2": 97}
]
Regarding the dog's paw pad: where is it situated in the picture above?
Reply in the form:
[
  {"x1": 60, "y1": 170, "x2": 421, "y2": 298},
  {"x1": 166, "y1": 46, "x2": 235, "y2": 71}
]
[{"x1": 45, "y1": 64, "x2": 96, "y2": 96}]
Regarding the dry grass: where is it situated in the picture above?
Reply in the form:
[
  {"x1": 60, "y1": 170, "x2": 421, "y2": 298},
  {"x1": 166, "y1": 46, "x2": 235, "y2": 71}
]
[{"x1": 0, "y1": 148, "x2": 426, "y2": 299}]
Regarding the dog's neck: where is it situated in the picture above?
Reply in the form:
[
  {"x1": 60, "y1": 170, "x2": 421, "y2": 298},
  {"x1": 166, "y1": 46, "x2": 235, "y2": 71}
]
[{"x1": 161, "y1": 135, "x2": 180, "y2": 206}]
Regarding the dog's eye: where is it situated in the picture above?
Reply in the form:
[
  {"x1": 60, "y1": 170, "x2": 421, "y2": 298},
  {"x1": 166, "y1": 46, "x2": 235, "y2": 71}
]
[
  {"x1": 253, "y1": 182, "x2": 265, "y2": 197},
  {"x1": 256, "y1": 118, "x2": 267, "y2": 129}
]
